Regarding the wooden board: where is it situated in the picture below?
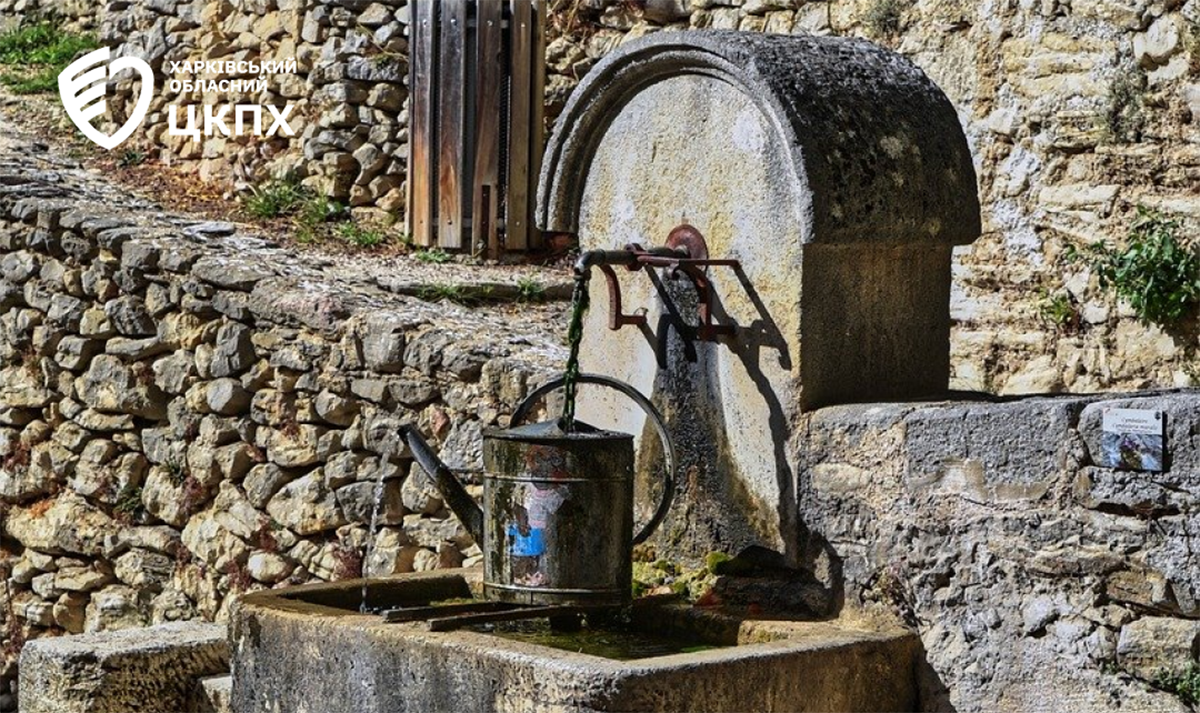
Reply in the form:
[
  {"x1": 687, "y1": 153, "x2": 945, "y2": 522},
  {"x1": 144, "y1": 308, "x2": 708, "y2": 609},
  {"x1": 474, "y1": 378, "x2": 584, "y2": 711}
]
[
  {"x1": 436, "y1": 0, "x2": 468, "y2": 249},
  {"x1": 407, "y1": 0, "x2": 437, "y2": 247},
  {"x1": 473, "y1": 0, "x2": 504, "y2": 258},
  {"x1": 527, "y1": 0, "x2": 546, "y2": 250},
  {"x1": 505, "y1": 0, "x2": 533, "y2": 251}
]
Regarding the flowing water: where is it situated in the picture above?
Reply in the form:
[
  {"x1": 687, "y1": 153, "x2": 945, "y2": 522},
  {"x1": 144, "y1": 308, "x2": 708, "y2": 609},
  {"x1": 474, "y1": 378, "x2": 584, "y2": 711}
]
[
  {"x1": 360, "y1": 464, "x2": 390, "y2": 613},
  {"x1": 559, "y1": 271, "x2": 591, "y2": 432}
]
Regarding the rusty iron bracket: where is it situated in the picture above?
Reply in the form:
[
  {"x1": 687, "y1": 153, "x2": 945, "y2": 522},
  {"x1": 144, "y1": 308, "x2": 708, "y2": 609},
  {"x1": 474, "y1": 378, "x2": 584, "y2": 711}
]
[{"x1": 599, "y1": 226, "x2": 741, "y2": 342}]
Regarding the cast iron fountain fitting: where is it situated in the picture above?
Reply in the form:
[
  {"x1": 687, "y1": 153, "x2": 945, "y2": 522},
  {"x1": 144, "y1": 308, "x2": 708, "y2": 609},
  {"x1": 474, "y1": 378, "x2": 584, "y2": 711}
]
[{"x1": 574, "y1": 225, "x2": 741, "y2": 341}]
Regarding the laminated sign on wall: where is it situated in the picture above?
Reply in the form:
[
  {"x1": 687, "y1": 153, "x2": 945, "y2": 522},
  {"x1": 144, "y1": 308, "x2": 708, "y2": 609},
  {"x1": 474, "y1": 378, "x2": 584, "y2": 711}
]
[{"x1": 1099, "y1": 408, "x2": 1166, "y2": 472}]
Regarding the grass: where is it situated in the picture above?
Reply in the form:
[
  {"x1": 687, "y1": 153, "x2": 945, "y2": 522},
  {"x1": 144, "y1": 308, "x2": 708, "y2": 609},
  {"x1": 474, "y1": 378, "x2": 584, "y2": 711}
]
[
  {"x1": 1067, "y1": 207, "x2": 1200, "y2": 326},
  {"x1": 415, "y1": 248, "x2": 453, "y2": 264},
  {"x1": 0, "y1": 21, "x2": 98, "y2": 95},
  {"x1": 517, "y1": 277, "x2": 547, "y2": 302},
  {"x1": 419, "y1": 283, "x2": 469, "y2": 304},
  {"x1": 335, "y1": 221, "x2": 387, "y2": 249},
  {"x1": 1153, "y1": 663, "x2": 1200, "y2": 707},
  {"x1": 243, "y1": 176, "x2": 309, "y2": 219},
  {"x1": 242, "y1": 176, "x2": 399, "y2": 250}
]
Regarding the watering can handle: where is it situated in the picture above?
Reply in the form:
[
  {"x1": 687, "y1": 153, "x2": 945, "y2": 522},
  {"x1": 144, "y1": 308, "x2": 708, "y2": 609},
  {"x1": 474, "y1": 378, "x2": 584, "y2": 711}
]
[{"x1": 511, "y1": 373, "x2": 675, "y2": 546}]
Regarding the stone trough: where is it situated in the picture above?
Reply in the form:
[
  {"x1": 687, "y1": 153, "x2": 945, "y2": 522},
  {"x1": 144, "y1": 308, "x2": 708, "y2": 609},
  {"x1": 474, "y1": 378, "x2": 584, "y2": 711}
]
[{"x1": 231, "y1": 569, "x2": 920, "y2": 713}]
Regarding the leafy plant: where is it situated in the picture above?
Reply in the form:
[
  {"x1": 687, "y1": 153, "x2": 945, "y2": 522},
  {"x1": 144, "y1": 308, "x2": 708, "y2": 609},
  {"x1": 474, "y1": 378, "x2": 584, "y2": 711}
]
[
  {"x1": 415, "y1": 248, "x2": 452, "y2": 264},
  {"x1": 0, "y1": 21, "x2": 98, "y2": 95},
  {"x1": 418, "y1": 283, "x2": 468, "y2": 304},
  {"x1": 243, "y1": 176, "x2": 307, "y2": 219},
  {"x1": 1153, "y1": 663, "x2": 1200, "y2": 707},
  {"x1": 516, "y1": 277, "x2": 547, "y2": 302},
  {"x1": 335, "y1": 221, "x2": 387, "y2": 249},
  {"x1": 295, "y1": 194, "x2": 346, "y2": 242},
  {"x1": 114, "y1": 485, "x2": 143, "y2": 522},
  {"x1": 1037, "y1": 289, "x2": 1081, "y2": 332},
  {"x1": 1067, "y1": 207, "x2": 1200, "y2": 326}
]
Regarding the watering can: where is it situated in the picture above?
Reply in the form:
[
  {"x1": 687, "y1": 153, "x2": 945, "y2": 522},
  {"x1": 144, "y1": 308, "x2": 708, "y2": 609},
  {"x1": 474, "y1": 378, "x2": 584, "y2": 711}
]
[{"x1": 403, "y1": 374, "x2": 674, "y2": 607}]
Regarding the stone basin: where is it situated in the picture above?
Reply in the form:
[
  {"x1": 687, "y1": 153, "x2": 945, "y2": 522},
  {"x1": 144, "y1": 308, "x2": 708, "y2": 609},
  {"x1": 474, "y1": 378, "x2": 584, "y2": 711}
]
[{"x1": 231, "y1": 569, "x2": 920, "y2": 712}]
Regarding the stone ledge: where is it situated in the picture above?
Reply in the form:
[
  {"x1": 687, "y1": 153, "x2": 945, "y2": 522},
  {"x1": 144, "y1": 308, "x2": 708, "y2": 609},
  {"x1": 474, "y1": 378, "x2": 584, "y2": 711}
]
[{"x1": 18, "y1": 622, "x2": 229, "y2": 713}]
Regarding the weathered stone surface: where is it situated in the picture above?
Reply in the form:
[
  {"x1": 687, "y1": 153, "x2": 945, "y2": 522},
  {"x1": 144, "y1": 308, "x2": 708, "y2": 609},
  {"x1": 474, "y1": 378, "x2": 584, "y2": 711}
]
[
  {"x1": 4, "y1": 493, "x2": 114, "y2": 556},
  {"x1": 266, "y1": 472, "x2": 346, "y2": 535},
  {"x1": 76, "y1": 355, "x2": 167, "y2": 418},
  {"x1": 19, "y1": 622, "x2": 229, "y2": 713},
  {"x1": 1117, "y1": 617, "x2": 1200, "y2": 681}
]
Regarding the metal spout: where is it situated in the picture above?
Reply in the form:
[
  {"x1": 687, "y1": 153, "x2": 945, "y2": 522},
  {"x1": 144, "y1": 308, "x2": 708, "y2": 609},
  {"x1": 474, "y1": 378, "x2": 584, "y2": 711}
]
[{"x1": 402, "y1": 427, "x2": 485, "y2": 546}]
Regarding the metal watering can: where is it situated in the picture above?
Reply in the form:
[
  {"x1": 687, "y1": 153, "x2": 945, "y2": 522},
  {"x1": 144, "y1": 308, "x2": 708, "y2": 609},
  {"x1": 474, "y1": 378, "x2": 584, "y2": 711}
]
[{"x1": 403, "y1": 374, "x2": 674, "y2": 608}]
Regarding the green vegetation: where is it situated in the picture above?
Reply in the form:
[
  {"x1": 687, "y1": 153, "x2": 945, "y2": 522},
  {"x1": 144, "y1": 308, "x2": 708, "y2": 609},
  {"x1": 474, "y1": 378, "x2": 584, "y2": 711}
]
[
  {"x1": 418, "y1": 283, "x2": 470, "y2": 304},
  {"x1": 864, "y1": 0, "x2": 905, "y2": 39},
  {"x1": 118, "y1": 148, "x2": 147, "y2": 167},
  {"x1": 1105, "y1": 65, "x2": 1146, "y2": 144},
  {"x1": 1068, "y1": 207, "x2": 1200, "y2": 326},
  {"x1": 516, "y1": 277, "x2": 546, "y2": 302},
  {"x1": 415, "y1": 247, "x2": 453, "y2": 264},
  {"x1": 114, "y1": 485, "x2": 143, "y2": 521},
  {"x1": 1037, "y1": 289, "x2": 1080, "y2": 332},
  {"x1": 243, "y1": 176, "x2": 406, "y2": 249},
  {"x1": 0, "y1": 21, "x2": 98, "y2": 94},
  {"x1": 243, "y1": 176, "x2": 310, "y2": 219},
  {"x1": 335, "y1": 221, "x2": 387, "y2": 249},
  {"x1": 1153, "y1": 664, "x2": 1200, "y2": 707}
]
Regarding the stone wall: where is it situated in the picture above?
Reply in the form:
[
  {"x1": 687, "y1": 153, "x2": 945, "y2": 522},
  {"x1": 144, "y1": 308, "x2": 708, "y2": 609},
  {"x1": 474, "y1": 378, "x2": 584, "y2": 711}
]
[
  {"x1": 5, "y1": 0, "x2": 411, "y2": 221},
  {"x1": 4, "y1": 0, "x2": 1199, "y2": 394},
  {"x1": 0, "y1": 140, "x2": 560, "y2": 711},
  {"x1": 546, "y1": 0, "x2": 1200, "y2": 396},
  {"x1": 798, "y1": 391, "x2": 1200, "y2": 712}
]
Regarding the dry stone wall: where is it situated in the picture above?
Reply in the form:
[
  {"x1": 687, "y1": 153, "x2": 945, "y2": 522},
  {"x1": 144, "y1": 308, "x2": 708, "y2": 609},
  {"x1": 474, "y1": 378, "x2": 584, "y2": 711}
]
[
  {"x1": 0, "y1": 140, "x2": 561, "y2": 711},
  {"x1": 2, "y1": 0, "x2": 1198, "y2": 393},
  {"x1": 0, "y1": 0, "x2": 411, "y2": 222}
]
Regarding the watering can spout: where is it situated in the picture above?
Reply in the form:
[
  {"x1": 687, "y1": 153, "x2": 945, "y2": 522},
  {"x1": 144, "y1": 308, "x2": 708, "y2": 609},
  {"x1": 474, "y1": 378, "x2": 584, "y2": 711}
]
[{"x1": 402, "y1": 427, "x2": 485, "y2": 546}]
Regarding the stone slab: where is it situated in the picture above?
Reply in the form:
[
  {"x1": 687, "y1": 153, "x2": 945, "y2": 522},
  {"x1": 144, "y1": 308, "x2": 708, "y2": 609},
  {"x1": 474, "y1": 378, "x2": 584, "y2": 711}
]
[
  {"x1": 232, "y1": 570, "x2": 920, "y2": 713},
  {"x1": 19, "y1": 622, "x2": 229, "y2": 713}
]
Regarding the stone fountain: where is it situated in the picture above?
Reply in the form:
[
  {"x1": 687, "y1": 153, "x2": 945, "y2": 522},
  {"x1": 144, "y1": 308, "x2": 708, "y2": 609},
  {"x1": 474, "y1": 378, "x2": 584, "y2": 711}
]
[{"x1": 231, "y1": 30, "x2": 979, "y2": 713}]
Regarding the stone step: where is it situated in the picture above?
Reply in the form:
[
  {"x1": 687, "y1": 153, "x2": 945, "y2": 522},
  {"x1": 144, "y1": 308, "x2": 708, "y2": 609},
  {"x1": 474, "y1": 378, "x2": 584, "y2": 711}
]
[
  {"x1": 190, "y1": 674, "x2": 233, "y2": 713},
  {"x1": 18, "y1": 622, "x2": 229, "y2": 713}
]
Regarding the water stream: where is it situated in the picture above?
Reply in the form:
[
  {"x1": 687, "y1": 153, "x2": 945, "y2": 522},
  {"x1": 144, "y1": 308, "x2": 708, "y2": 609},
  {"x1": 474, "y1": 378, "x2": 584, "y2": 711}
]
[{"x1": 359, "y1": 463, "x2": 390, "y2": 613}]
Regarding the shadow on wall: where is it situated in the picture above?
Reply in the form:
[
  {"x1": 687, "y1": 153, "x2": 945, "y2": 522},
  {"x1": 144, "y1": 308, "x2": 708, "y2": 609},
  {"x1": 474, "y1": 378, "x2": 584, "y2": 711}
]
[{"x1": 628, "y1": 266, "x2": 801, "y2": 567}]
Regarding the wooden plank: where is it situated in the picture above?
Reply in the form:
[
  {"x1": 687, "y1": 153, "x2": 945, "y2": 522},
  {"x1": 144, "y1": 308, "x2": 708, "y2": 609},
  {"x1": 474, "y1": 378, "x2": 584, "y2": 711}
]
[
  {"x1": 527, "y1": 0, "x2": 546, "y2": 250},
  {"x1": 505, "y1": 0, "x2": 533, "y2": 251},
  {"x1": 382, "y1": 601, "x2": 518, "y2": 624},
  {"x1": 473, "y1": 0, "x2": 504, "y2": 259},
  {"x1": 426, "y1": 605, "x2": 596, "y2": 632},
  {"x1": 436, "y1": 0, "x2": 469, "y2": 249},
  {"x1": 408, "y1": 0, "x2": 437, "y2": 247}
]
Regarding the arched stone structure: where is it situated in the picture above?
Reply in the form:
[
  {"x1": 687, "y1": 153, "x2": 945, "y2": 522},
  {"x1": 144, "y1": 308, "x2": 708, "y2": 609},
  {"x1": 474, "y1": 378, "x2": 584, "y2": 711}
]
[{"x1": 537, "y1": 31, "x2": 980, "y2": 561}]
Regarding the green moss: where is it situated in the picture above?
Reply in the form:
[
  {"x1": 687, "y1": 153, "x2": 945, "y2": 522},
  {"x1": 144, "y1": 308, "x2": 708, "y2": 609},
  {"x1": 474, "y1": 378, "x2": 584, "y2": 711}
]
[
  {"x1": 1153, "y1": 663, "x2": 1200, "y2": 707},
  {"x1": 864, "y1": 0, "x2": 906, "y2": 39},
  {"x1": 1104, "y1": 64, "x2": 1146, "y2": 144}
]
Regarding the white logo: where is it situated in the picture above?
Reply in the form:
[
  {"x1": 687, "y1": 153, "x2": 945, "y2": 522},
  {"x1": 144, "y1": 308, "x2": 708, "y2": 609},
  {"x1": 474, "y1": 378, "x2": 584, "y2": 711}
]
[{"x1": 58, "y1": 47, "x2": 153, "y2": 151}]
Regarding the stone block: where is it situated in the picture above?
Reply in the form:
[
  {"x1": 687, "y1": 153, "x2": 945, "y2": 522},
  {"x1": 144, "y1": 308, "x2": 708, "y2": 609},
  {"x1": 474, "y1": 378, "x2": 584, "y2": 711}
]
[
  {"x1": 19, "y1": 622, "x2": 229, "y2": 713},
  {"x1": 1118, "y1": 617, "x2": 1200, "y2": 681}
]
